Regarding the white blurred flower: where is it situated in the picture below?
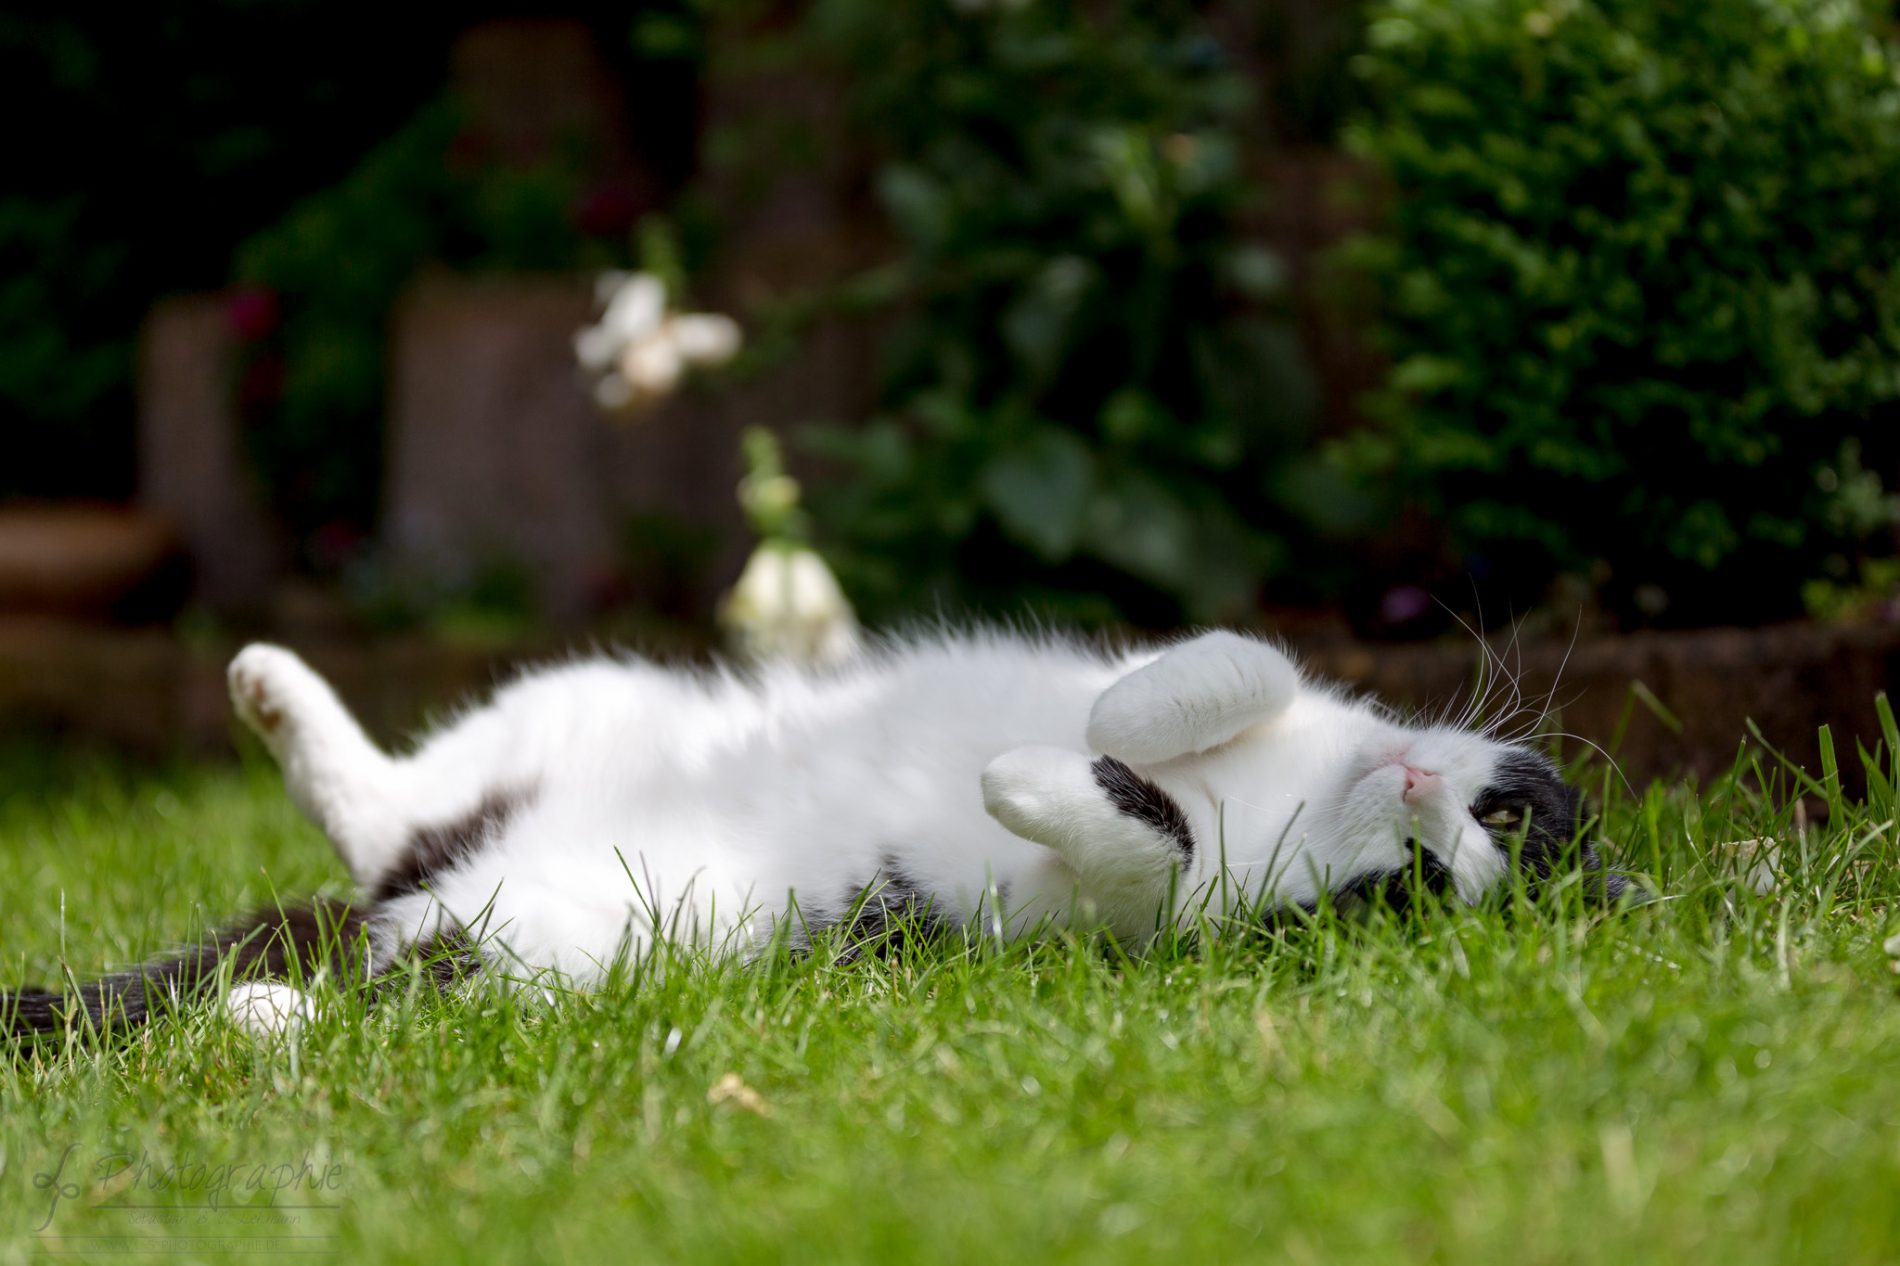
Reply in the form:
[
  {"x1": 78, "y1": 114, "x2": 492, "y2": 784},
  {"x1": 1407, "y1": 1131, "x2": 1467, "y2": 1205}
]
[
  {"x1": 670, "y1": 314, "x2": 743, "y2": 364},
  {"x1": 719, "y1": 543, "x2": 860, "y2": 668},
  {"x1": 1719, "y1": 837, "x2": 1783, "y2": 896},
  {"x1": 575, "y1": 272, "x2": 741, "y2": 418},
  {"x1": 621, "y1": 334, "x2": 683, "y2": 399}
]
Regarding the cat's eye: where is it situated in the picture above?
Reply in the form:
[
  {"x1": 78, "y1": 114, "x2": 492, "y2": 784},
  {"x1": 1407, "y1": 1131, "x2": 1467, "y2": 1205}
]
[{"x1": 1480, "y1": 806, "x2": 1523, "y2": 829}]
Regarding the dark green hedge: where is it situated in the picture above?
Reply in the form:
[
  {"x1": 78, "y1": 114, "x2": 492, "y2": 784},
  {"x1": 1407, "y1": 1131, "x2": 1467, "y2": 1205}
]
[{"x1": 1346, "y1": 0, "x2": 1900, "y2": 623}]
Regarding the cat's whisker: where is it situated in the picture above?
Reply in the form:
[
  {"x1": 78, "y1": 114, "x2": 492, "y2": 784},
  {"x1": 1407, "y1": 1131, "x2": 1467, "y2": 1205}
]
[
  {"x1": 1437, "y1": 598, "x2": 1518, "y2": 736},
  {"x1": 1505, "y1": 611, "x2": 1529, "y2": 731},
  {"x1": 1520, "y1": 613, "x2": 1586, "y2": 745},
  {"x1": 1537, "y1": 729, "x2": 1635, "y2": 798},
  {"x1": 1465, "y1": 584, "x2": 1508, "y2": 732}
]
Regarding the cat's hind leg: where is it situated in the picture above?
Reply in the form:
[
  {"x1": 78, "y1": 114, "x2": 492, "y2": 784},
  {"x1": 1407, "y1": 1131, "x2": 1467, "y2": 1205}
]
[
  {"x1": 981, "y1": 745, "x2": 1198, "y2": 939},
  {"x1": 229, "y1": 644, "x2": 418, "y2": 885},
  {"x1": 233, "y1": 644, "x2": 704, "y2": 900}
]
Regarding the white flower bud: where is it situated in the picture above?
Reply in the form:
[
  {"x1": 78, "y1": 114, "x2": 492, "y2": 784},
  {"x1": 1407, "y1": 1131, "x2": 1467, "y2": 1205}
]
[{"x1": 719, "y1": 544, "x2": 860, "y2": 668}]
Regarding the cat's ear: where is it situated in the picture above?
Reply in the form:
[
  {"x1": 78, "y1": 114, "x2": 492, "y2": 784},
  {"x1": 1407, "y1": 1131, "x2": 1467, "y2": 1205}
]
[
  {"x1": 1087, "y1": 631, "x2": 1299, "y2": 766},
  {"x1": 982, "y1": 746, "x2": 1195, "y2": 899}
]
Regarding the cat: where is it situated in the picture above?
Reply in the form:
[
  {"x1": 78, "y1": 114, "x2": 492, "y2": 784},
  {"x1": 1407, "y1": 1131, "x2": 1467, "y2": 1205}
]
[{"x1": 3, "y1": 628, "x2": 1621, "y2": 1039}]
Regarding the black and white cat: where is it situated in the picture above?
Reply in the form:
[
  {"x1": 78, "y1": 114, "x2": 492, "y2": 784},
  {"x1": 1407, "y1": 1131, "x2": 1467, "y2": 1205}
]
[{"x1": 5, "y1": 629, "x2": 1618, "y2": 1038}]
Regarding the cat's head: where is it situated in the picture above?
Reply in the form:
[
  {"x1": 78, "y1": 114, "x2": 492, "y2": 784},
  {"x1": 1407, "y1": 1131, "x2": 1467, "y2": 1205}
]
[{"x1": 1325, "y1": 725, "x2": 1622, "y2": 907}]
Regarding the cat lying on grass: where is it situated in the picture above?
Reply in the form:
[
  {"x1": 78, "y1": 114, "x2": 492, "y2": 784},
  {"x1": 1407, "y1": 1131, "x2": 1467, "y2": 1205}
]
[{"x1": 3, "y1": 629, "x2": 1623, "y2": 1039}]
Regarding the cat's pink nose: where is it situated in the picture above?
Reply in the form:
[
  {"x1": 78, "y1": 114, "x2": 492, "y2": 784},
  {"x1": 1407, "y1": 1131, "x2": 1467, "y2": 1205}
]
[{"x1": 1401, "y1": 766, "x2": 1441, "y2": 805}]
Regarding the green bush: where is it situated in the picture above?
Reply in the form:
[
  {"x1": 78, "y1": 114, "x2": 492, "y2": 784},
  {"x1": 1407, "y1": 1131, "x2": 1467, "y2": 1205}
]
[
  {"x1": 785, "y1": 1, "x2": 1332, "y2": 627},
  {"x1": 1346, "y1": 0, "x2": 1900, "y2": 624}
]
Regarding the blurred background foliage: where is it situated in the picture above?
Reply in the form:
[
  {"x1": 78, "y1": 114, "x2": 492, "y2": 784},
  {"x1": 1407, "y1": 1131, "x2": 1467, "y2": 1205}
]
[
  {"x1": 0, "y1": 5, "x2": 704, "y2": 578},
  {"x1": 788, "y1": 0, "x2": 1339, "y2": 626},
  {"x1": 1345, "y1": 0, "x2": 1900, "y2": 627},
  {"x1": 2, "y1": 3, "x2": 440, "y2": 500},
  {"x1": 3, "y1": 0, "x2": 1897, "y2": 634}
]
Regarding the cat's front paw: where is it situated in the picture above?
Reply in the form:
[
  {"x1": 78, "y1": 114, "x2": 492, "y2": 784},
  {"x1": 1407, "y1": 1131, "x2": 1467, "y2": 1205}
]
[
  {"x1": 228, "y1": 643, "x2": 321, "y2": 743},
  {"x1": 982, "y1": 746, "x2": 1094, "y2": 843}
]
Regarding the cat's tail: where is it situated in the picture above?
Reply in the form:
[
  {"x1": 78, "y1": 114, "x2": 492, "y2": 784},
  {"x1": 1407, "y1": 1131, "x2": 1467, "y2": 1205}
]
[{"x1": 2, "y1": 899, "x2": 367, "y2": 1040}]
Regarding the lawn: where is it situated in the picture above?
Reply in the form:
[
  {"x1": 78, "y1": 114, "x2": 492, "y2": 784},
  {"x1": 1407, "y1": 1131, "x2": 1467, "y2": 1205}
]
[{"x1": 2, "y1": 708, "x2": 1899, "y2": 1265}]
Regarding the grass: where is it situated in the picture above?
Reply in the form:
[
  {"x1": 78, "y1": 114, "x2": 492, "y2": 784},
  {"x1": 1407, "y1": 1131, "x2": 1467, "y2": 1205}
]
[{"x1": 1, "y1": 707, "x2": 1899, "y2": 1266}]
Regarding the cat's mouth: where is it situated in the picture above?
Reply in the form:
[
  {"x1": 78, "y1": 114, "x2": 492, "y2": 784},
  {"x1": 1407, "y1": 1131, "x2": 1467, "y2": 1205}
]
[{"x1": 1347, "y1": 760, "x2": 1414, "y2": 810}]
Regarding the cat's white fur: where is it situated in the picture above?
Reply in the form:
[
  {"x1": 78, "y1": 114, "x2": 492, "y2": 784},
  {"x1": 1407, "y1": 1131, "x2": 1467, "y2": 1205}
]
[{"x1": 225, "y1": 630, "x2": 1531, "y2": 1029}]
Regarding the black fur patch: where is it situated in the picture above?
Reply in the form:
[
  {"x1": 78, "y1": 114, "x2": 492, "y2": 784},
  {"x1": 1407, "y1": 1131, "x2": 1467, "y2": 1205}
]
[
  {"x1": 370, "y1": 928, "x2": 484, "y2": 999},
  {"x1": 1333, "y1": 847, "x2": 1454, "y2": 912},
  {"x1": 374, "y1": 787, "x2": 530, "y2": 902},
  {"x1": 1470, "y1": 751, "x2": 1591, "y2": 880},
  {"x1": 1090, "y1": 755, "x2": 1195, "y2": 865},
  {"x1": 794, "y1": 854, "x2": 950, "y2": 960}
]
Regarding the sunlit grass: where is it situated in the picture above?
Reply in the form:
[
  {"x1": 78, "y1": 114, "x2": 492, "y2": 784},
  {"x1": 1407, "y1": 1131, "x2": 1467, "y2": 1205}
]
[{"x1": 1, "y1": 704, "x2": 1897, "y2": 1264}]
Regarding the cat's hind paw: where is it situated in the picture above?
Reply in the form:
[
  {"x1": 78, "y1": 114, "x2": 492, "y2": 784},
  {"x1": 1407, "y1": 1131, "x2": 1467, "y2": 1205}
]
[{"x1": 228, "y1": 643, "x2": 324, "y2": 745}]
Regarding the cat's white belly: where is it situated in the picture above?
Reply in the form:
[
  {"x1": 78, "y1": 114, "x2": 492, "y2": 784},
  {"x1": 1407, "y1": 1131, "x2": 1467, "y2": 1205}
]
[
  {"x1": 239, "y1": 628, "x2": 1554, "y2": 996},
  {"x1": 384, "y1": 638, "x2": 1136, "y2": 974},
  {"x1": 405, "y1": 656, "x2": 1416, "y2": 978}
]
